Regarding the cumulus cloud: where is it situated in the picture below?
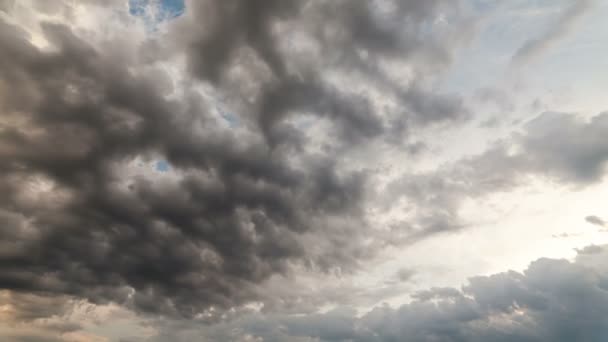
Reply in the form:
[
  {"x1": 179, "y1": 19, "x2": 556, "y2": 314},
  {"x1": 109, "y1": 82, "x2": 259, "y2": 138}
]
[
  {"x1": 0, "y1": 0, "x2": 474, "y2": 319},
  {"x1": 8, "y1": 244, "x2": 608, "y2": 341},
  {"x1": 2, "y1": 1, "x2": 608, "y2": 341},
  {"x1": 0, "y1": 15, "x2": 368, "y2": 316},
  {"x1": 137, "y1": 244, "x2": 608, "y2": 341}
]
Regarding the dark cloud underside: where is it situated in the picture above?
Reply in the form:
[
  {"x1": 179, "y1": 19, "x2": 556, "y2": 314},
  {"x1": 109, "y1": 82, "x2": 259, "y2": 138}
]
[
  {"x1": 2, "y1": 1, "x2": 608, "y2": 341},
  {"x1": 0, "y1": 0, "x2": 471, "y2": 317}
]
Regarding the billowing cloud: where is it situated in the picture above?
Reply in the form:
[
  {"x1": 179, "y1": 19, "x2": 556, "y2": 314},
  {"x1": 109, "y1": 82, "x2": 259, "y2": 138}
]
[
  {"x1": 132, "y1": 244, "x2": 608, "y2": 341},
  {"x1": 7, "y1": 244, "x2": 608, "y2": 341},
  {"x1": 0, "y1": 15, "x2": 368, "y2": 316},
  {"x1": 0, "y1": 0, "x2": 473, "y2": 319},
  {"x1": 2, "y1": 1, "x2": 608, "y2": 341}
]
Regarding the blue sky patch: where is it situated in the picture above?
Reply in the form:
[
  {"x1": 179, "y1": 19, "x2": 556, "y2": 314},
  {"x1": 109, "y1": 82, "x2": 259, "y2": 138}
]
[
  {"x1": 217, "y1": 105, "x2": 239, "y2": 127},
  {"x1": 154, "y1": 160, "x2": 171, "y2": 172},
  {"x1": 129, "y1": 0, "x2": 185, "y2": 24}
]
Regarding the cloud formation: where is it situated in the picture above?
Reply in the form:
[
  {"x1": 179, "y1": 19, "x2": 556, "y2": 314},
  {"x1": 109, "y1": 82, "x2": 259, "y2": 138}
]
[
  {"x1": 0, "y1": 0, "x2": 473, "y2": 318},
  {"x1": 383, "y1": 111, "x2": 608, "y2": 242},
  {"x1": 0, "y1": 15, "x2": 367, "y2": 316},
  {"x1": 138, "y1": 244, "x2": 608, "y2": 341},
  {"x1": 2, "y1": 1, "x2": 608, "y2": 341},
  {"x1": 512, "y1": 0, "x2": 592, "y2": 65}
]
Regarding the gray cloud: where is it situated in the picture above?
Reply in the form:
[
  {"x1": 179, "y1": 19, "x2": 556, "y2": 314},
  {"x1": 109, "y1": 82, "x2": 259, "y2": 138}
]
[
  {"x1": 6, "y1": 2, "x2": 607, "y2": 341},
  {"x1": 151, "y1": 244, "x2": 608, "y2": 342},
  {"x1": 2, "y1": 2, "x2": 607, "y2": 342},
  {"x1": 0, "y1": 291, "x2": 83, "y2": 342},
  {"x1": 170, "y1": 0, "x2": 471, "y2": 149},
  {"x1": 0, "y1": 16, "x2": 365, "y2": 317},
  {"x1": 0, "y1": 335, "x2": 64, "y2": 342},
  {"x1": 512, "y1": 0, "x2": 592, "y2": 66},
  {"x1": 396, "y1": 268, "x2": 416, "y2": 282},
  {"x1": 586, "y1": 215, "x2": 606, "y2": 227},
  {"x1": 383, "y1": 111, "x2": 608, "y2": 242},
  {"x1": 0, "y1": 0, "x2": 474, "y2": 319},
  {"x1": 0, "y1": 0, "x2": 14, "y2": 13},
  {"x1": 517, "y1": 111, "x2": 608, "y2": 183}
]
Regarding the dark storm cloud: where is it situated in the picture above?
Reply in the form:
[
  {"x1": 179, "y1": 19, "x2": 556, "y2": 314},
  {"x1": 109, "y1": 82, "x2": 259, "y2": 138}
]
[
  {"x1": 157, "y1": 244, "x2": 608, "y2": 342},
  {"x1": 171, "y1": 0, "x2": 470, "y2": 148},
  {"x1": 0, "y1": 17, "x2": 365, "y2": 317},
  {"x1": 0, "y1": 0, "x2": 472, "y2": 318}
]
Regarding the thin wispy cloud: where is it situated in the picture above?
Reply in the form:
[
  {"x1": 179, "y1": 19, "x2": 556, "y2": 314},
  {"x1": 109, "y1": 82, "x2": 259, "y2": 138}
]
[{"x1": 511, "y1": 0, "x2": 593, "y2": 66}]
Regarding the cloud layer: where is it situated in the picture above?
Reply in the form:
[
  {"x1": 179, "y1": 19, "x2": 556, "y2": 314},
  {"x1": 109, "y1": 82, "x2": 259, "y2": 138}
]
[
  {"x1": 134, "y1": 244, "x2": 608, "y2": 341},
  {"x1": 0, "y1": 0, "x2": 472, "y2": 318},
  {"x1": 1, "y1": 0, "x2": 608, "y2": 341}
]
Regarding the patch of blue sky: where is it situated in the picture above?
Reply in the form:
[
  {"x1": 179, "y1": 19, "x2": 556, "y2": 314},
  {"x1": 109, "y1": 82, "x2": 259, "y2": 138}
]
[
  {"x1": 216, "y1": 105, "x2": 239, "y2": 128},
  {"x1": 129, "y1": 0, "x2": 184, "y2": 30},
  {"x1": 159, "y1": 0, "x2": 185, "y2": 18},
  {"x1": 128, "y1": 0, "x2": 147, "y2": 17},
  {"x1": 155, "y1": 160, "x2": 171, "y2": 173}
]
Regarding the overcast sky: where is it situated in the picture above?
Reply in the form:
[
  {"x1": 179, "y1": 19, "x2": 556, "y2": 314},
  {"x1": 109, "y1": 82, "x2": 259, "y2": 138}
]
[{"x1": 1, "y1": 1, "x2": 608, "y2": 341}]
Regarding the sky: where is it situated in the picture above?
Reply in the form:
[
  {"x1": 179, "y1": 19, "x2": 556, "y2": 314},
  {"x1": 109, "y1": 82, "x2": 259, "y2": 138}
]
[{"x1": 1, "y1": 0, "x2": 608, "y2": 341}]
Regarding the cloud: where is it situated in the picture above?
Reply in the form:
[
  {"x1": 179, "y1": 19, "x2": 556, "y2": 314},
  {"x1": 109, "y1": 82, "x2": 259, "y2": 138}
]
[
  {"x1": 169, "y1": 0, "x2": 471, "y2": 148},
  {"x1": 8, "y1": 244, "x2": 608, "y2": 341},
  {"x1": 0, "y1": 0, "x2": 474, "y2": 319},
  {"x1": 396, "y1": 268, "x2": 416, "y2": 282},
  {"x1": 0, "y1": 0, "x2": 15, "y2": 13},
  {"x1": 0, "y1": 15, "x2": 366, "y2": 318},
  {"x1": 586, "y1": 215, "x2": 606, "y2": 227},
  {"x1": 382, "y1": 111, "x2": 608, "y2": 242},
  {"x1": 511, "y1": 0, "x2": 592, "y2": 66},
  {"x1": 518, "y1": 111, "x2": 608, "y2": 183},
  {"x1": 3, "y1": 1, "x2": 607, "y2": 341},
  {"x1": 148, "y1": 244, "x2": 608, "y2": 342},
  {"x1": 0, "y1": 291, "x2": 87, "y2": 342}
]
